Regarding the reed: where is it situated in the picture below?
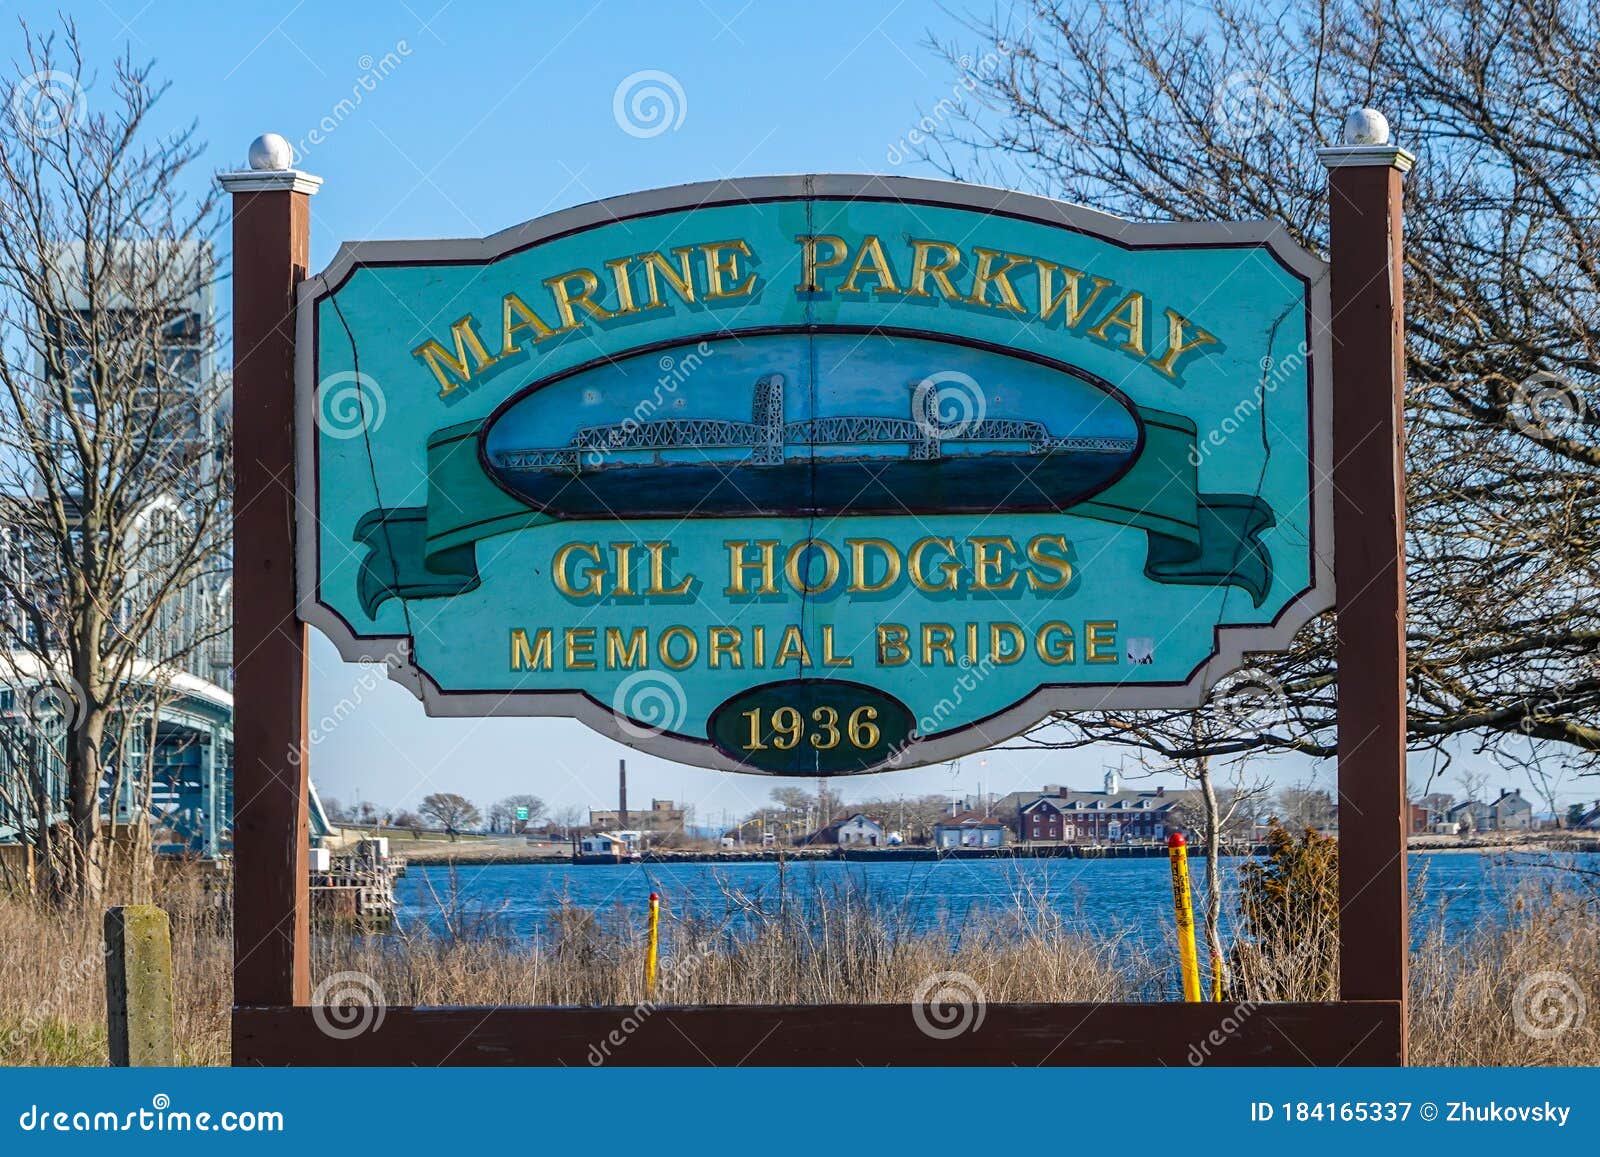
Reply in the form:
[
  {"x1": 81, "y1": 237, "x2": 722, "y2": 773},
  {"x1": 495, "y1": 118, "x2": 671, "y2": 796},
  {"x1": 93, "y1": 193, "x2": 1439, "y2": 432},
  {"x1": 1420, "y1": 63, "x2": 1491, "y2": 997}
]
[{"x1": 1, "y1": 858, "x2": 1595, "y2": 1066}]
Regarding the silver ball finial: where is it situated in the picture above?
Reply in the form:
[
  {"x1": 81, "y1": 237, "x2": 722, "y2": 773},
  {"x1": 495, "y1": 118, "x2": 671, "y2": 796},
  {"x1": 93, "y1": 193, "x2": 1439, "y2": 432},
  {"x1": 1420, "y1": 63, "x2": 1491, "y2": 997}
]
[
  {"x1": 1342, "y1": 109, "x2": 1390, "y2": 147},
  {"x1": 247, "y1": 133, "x2": 295, "y2": 171}
]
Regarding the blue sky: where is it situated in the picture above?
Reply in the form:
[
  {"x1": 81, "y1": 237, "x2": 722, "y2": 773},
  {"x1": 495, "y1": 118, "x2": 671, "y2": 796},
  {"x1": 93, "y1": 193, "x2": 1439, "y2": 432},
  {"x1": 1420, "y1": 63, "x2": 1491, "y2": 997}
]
[{"x1": 14, "y1": 0, "x2": 1496, "y2": 821}]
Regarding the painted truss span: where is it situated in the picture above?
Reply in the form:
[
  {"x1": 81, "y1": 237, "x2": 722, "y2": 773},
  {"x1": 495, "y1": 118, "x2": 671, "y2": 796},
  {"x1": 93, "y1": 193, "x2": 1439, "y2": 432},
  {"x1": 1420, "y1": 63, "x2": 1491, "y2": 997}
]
[{"x1": 493, "y1": 373, "x2": 1138, "y2": 471}]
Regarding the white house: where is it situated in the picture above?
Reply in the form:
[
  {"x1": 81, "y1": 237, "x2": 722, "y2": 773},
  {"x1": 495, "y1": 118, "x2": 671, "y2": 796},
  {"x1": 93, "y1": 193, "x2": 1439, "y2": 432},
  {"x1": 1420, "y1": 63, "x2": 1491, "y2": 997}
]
[
  {"x1": 806, "y1": 813, "x2": 887, "y2": 847},
  {"x1": 933, "y1": 811, "x2": 1006, "y2": 849}
]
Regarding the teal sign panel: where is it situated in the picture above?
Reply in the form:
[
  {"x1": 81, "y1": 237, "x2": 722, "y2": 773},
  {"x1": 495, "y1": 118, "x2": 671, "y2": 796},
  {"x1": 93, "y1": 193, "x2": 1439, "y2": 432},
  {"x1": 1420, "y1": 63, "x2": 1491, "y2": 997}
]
[{"x1": 296, "y1": 176, "x2": 1332, "y2": 775}]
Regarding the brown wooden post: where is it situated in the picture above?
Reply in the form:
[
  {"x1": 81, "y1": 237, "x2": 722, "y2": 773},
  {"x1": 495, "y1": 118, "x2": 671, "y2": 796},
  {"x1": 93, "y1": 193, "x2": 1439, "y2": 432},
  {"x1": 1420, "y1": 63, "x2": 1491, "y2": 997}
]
[
  {"x1": 1320, "y1": 111, "x2": 1414, "y2": 1061},
  {"x1": 218, "y1": 137, "x2": 321, "y2": 1025}
]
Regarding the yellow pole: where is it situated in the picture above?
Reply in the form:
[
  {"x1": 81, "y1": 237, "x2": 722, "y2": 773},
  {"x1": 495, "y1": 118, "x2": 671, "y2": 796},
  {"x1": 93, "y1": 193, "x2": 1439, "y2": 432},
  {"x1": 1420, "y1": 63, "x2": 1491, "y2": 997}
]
[
  {"x1": 1166, "y1": 833, "x2": 1203, "y2": 1002},
  {"x1": 644, "y1": 891, "x2": 660, "y2": 997}
]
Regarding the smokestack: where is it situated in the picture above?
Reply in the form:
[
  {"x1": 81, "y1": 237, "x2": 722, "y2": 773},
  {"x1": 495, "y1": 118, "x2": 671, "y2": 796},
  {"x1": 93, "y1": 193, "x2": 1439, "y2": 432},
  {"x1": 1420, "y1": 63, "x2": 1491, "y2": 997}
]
[{"x1": 619, "y1": 759, "x2": 629, "y2": 829}]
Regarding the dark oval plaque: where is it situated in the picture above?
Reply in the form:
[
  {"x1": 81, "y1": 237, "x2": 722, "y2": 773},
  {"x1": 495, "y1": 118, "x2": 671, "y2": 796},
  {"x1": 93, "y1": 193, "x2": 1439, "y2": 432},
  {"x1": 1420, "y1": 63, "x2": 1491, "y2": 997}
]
[{"x1": 707, "y1": 678, "x2": 916, "y2": 774}]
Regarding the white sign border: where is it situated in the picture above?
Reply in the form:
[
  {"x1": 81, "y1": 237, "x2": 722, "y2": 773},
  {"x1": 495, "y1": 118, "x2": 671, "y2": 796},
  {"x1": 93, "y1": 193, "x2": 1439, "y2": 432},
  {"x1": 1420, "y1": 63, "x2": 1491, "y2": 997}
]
[{"x1": 294, "y1": 174, "x2": 1333, "y2": 773}]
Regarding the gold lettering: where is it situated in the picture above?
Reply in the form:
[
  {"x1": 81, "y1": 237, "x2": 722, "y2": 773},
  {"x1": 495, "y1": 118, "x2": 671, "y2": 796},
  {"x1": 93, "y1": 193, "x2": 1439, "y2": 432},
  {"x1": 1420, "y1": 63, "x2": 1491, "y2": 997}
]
[
  {"x1": 989, "y1": 622, "x2": 1025, "y2": 665},
  {"x1": 605, "y1": 627, "x2": 647, "y2": 669},
  {"x1": 565, "y1": 627, "x2": 596, "y2": 670},
  {"x1": 605, "y1": 257, "x2": 639, "y2": 315},
  {"x1": 1087, "y1": 292, "x2": 1146, "y2": 355},
  {"x1": 1085, "y1": 620, "x2": 1119, "y2": 662},
  {"x1": 658, "y1": 625, "x2": 698, "y2": 670},
  {"x1": 610, "y1": 542, "x2": 636, "y2": 597},
  {"x1": 838, "y1": 235, "x2": 904, "y2": 296},
  {"x1": 1035, "y1": 260, "x2": 1111, "y2": 327},
  {"x1": 544, "y1": 268, "x2": 616, "y2": 329},
  {"x1": 724, "y1": 540, "x2": 780, "y2": 596},
  {"x1": 784, "y1": 539, "x2": 842, "y2": 594},
  {"x1": 821, "y1": 625, "x2": 853, "y2": 667},
  {"x1": 846, "y1": 538, "x2": 901, "y2": 593},
  {"x1": 966, "y1": 248, "x2": 1027, "y2": 312},
  {"x1": 909, "y1": 536, "x2": 961, "y2": 592},
  {"x1": 970, "y1": 536, "x2": 1019, "y2": 591},
  {"x1": 774, "y1": 625, "x2": 812, "y2": 668},
  {"x1": 794, "y1": 234, "x2": 849, "y2": 292},
  {"x1": 877, "y1": 624, "x2": 910, "y2": 666},
  {"x1": 510, "y1": 627, "x2": 553, "y2": 671},
  {"x1": 1025, "y1": 534, "x2": 1073, "y2": 591},
  {"x1": 645, "y1": 542, "x2": 693, "y2": 596},
  {"x1": 1037, "y1": 622, "x2": 1074, "y2": 665},
  {"x1": 501, "y1": 292, "x2": 560, "y2": 356},
  {"x1": 1149, "y1": 308, "x2": 1217, "y2": 377},
  {"x1": 413, "y1": 314, "x2": 499, "y2": 396},
  {"x1": 921, "y1": 622, "x2": 956, "y2": 666},
  {"x1": 637, "y1": 248, "x2": 699, "y2": 308},
  {"x1": 552, "y1": 542, "x2": 604, "y2": 598},
  {"x1": 907, "y1": 239, "x2": 963, "y2": 300},
  {"x1": 701, "y1": 239, "x2": 757, "y2": 299},
  {"x1": 709, "y1": 626, "x2": 743, "y2": 668}
]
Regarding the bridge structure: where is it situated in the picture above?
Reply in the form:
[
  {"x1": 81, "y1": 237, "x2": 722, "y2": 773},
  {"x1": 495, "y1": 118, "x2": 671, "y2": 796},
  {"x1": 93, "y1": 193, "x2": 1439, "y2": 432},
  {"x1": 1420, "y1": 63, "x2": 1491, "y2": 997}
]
[
  {"x1": 0, "y1": 662, "x2": 335, "y2": 861},
  {"x1": 494, "y1": 373, "x2": 1138, "y2": 471}
]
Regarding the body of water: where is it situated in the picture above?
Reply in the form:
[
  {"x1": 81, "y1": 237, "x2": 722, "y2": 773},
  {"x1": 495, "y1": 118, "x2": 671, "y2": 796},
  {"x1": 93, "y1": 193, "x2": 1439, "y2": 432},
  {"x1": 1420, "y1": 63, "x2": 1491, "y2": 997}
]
[{"x1": 392, "y1": 851, "x2": 1584, "y2": 949}]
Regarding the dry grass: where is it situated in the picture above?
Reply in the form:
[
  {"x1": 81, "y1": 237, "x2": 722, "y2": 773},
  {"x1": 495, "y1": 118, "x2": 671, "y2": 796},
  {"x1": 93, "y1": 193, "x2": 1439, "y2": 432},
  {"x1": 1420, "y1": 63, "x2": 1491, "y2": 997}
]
[
  {"x1": 0, "y1": 863, "x2": 231, "y2": 1066},
  {"x1": 1409, "y1": 875, "x2": 1600, "y2": 1065},
  {"x1": 329, "y1": 865, "x2": 1150, "y2": 1007},
  {"x1": 2, "y1": 858, "x2": 1597, "y2": 1066}
]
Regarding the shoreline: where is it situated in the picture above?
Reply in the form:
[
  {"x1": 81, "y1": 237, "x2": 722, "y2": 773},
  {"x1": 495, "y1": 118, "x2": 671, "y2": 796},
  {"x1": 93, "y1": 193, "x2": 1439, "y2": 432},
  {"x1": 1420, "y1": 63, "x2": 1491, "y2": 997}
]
[{"x1": 390, "y1": 833, "x2": 1600, "y2": 866}]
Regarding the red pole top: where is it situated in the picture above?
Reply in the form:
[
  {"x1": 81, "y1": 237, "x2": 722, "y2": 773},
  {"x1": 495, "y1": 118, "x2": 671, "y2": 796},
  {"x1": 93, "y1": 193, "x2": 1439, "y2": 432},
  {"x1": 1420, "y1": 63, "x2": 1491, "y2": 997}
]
[
  {"x1": 1167, "y1": 832, "x2": 1186, "y2": 849},
  {"x1": 649, "y1": 892, "x2": 659, "y2": 902}
]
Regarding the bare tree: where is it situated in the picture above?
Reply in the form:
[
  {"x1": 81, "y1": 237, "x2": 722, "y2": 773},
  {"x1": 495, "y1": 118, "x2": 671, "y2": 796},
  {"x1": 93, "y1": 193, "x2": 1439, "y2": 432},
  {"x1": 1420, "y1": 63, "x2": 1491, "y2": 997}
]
[
  {"x1": 419, "y1": 792, "x2": 480, "y2": 838},
  {"x1": 489, "y1": 793, "x2": 546, "y2": 833},
  {"x1": 0, "y1": 23, "x2": 225, "y2": 901},
  {"x1": 1140, "y1": 713, "x2": 1272, "y2": 997},
  {"x1": 925, "y1": 0, "x2": 1600, "y2": 778},
  {"x1": 549, "y1": 802, "x2": 585, "y2": 838}
]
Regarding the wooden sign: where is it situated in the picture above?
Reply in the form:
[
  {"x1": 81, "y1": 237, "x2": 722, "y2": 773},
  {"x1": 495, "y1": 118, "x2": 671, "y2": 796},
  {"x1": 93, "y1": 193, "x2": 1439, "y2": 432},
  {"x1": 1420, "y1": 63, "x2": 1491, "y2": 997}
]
[
  {"x1": 229, "y1": 133, "x2": 1410, "y2": 1064},
  {"x1": 297, "y1": 177, "x2": 1331, "y2": 775}
]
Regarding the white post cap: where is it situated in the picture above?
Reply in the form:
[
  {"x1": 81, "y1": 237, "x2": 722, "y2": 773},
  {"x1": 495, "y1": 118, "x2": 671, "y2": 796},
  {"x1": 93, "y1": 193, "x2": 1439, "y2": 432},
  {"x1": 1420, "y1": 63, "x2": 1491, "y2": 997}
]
[
  {"x1": 218, "y1": 133, "x2": 323, "y2": 194},
  {"x1": 1317, "y1": 108, "x2": 1415, "y2": 171}
]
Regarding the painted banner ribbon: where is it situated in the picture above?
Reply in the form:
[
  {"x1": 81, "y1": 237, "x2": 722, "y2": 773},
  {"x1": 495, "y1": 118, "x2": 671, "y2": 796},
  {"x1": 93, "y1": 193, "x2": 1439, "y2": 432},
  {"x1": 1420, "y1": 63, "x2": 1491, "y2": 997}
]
[{"x1": 354, "y1": 406, "x2": 1275, "y2": 619}]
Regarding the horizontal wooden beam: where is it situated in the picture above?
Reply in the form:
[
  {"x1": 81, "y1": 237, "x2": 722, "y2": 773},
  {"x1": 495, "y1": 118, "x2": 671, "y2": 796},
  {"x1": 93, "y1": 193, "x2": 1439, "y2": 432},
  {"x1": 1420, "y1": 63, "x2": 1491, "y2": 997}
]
[{"x1": 234, "y1": 1001, "x2": 1402, "y2": 1066}]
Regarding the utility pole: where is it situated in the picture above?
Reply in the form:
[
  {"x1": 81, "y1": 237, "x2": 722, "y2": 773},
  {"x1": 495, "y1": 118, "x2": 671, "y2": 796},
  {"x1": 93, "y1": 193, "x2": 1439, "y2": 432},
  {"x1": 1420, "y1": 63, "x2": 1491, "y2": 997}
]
[{"x1": 618, "y1": 759, "x2": 628, "y2": 830}]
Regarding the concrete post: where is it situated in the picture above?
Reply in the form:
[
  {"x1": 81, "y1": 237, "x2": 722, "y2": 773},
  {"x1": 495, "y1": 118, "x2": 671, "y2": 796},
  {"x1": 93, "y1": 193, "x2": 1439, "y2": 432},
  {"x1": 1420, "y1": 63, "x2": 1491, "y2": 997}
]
[{"x1": 104, "y1": 904, "x2": 175, "y2": 1066}]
